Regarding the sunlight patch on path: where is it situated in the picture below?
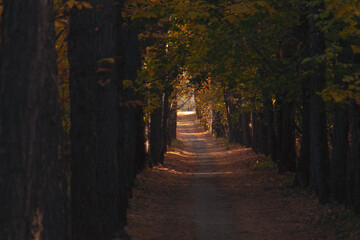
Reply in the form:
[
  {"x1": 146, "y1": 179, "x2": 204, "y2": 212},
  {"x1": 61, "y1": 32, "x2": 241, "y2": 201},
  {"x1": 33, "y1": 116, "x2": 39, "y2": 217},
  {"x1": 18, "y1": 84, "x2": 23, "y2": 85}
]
[{"x1": 178, "y1": 111, "x2": 196, "y2": 115}]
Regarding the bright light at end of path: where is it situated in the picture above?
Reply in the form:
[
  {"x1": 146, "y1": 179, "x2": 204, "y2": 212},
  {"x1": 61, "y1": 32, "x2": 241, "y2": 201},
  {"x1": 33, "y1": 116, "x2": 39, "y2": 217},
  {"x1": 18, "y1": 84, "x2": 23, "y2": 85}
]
[{"x1": 178, "y1": 111, "x2": 196, "y2": 115}]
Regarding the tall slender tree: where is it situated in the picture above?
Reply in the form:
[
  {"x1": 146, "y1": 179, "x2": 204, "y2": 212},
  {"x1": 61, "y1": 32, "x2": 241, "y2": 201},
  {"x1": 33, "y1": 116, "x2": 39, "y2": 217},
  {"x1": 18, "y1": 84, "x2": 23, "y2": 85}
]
[
  {"x1": 95, "y1": 1, "x2": 124, "y2": 238},
  {"x1": 309, "y1": 1, "x2": 330, "y2": 204},
  {"x1": 68, "y1": 2, "x2": 102, "y2": 239}
]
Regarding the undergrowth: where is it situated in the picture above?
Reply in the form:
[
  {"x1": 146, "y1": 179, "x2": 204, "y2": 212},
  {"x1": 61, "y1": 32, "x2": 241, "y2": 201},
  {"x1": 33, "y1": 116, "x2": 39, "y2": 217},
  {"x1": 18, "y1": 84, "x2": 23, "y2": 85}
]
[
  {"x1": 249, "y1": 155, "x2": 277, "y2": 171},
  {"x1": 319, "y1": 207, "x2": 360, "y2": 239}
]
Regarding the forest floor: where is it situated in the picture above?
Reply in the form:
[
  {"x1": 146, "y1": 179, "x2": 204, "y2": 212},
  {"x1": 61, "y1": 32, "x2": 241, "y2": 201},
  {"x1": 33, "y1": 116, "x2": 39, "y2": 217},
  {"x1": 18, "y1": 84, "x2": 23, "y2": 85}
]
[{"x1": 125, "y1": 112, "x2": 344, "y2": 240}]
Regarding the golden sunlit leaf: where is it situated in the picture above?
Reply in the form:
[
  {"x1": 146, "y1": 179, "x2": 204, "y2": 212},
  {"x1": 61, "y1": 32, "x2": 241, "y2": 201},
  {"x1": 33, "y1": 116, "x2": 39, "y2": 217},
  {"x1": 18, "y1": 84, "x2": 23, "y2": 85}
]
[
  {"x1": 76, "y1": 3, "x2": 83, "y2": 10},
  {"x1": 66, "y1": 0, "x2": 76, "y2": 9},
  {"x1": 55, "y1": 19, "x2": 69, "y2": 28},
  {"x1": 81, "y1": 2, "x2": 93, "y2": 9},
  {"x1": 352, "y1": 45, "x2": 360, "y2": 54}
]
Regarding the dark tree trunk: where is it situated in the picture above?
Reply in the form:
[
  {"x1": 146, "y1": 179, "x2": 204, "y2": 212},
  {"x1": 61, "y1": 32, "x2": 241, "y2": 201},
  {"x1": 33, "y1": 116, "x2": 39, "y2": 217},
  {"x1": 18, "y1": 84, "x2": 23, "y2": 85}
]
[
  {"x1": 274, "y1": 97, "x2": 283, "y2": 163},
  {"x1": 278, "y1": 101, "x2": 297, "y2": 173},
  {"x1": 294, "y1": 4, "x2": 311, "y2": 188},
  {"x1": 331, "y1": 102, "x2": 349, "y2": 203},
  {"x1": 0, "y1": 1, "x2": 67, "y2": 239},
  {"x1": 95, "y1": 1, "x2": 123, "y2": 238},
  {"x1": 309, "y1": 1, "x2": 330, "y2": 204},
  {"x1": 330, "y1": 41, "x2": 351, "y2": 203},
  {"x1": 68, "y1": 3, "x2": 102, "y2": 239},
  {"x1": 135, "y1": 106, "x2": 147, "y2": 173},
  {"x1": 240, "y1": 112, "x2": 252, "y2": 147},
  {"x1": 263, "y1": 92, "x2": 276, "y2": 160},
  {"x1": 117, "y1": 8, "x2": 139, "y2": 227},
  {"x1": 168, "y1": 101, "x2": 178, "y2": 142},
  {"x1": 251, "y1": 112, "x2": 268, "y2": 154},
  {"x1": 224, "y1": 90, "x2": 241, "y2": 143},
  {"x1": 295, "y1": 76, "x2": 311, "y2": 188},
  {"x1": 251, "y1": 112, "x2": 260, "y2": 153},
  {"x1": 150, "y1": 97, "x2": 165, "y2": 165},
  {"x1": 350, "y1": 100, "x2": 360, "y2": 213},
  {"x1": 163, "y1": 93, "x2": 170, "y2": 152}
]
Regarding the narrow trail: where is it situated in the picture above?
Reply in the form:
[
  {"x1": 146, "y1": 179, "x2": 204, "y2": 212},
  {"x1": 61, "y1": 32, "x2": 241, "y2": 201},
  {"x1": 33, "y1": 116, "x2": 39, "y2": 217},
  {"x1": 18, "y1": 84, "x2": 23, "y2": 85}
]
[
  {"x1": 125, "y1": 112, "x2": 335, "y2": 240},
  {"x1": 180, "y1": 114, "x2": 235, "y2": 239}
]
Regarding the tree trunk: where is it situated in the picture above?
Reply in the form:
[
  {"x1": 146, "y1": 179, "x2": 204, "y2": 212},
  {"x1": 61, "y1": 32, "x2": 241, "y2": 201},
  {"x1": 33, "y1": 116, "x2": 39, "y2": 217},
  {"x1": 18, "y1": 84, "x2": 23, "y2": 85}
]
[
  {"x1": 309, "y1": 1, "x2": 330, "y2": 204},
  {"x1": 224, "y1": 90, "x2": 241, "y2": 143},
  {"x1": 150, "y1": 97, "x2": 165, "y2": 165},
  {"x1": 168, "y1": 101, "x2": 178, "y2": 142},
  {"x1": 330, "y1": 102, "x2": 349, "y2": 203},
  {"x1": 294, "y1": 4, "x2": 311, "y2": 188},
  {"x1": 163, "y1": 93, "x2": 170, "y2": 152},
  {"x1": 263, "y1": 92, "x2": 276, "y2": 160},
  {"x1": 135, "y1": 106, "x2": 147, "y2": 173},
  {"x1": 350, "y1": 100, "x2": 360, "y2": 213},
  {"x1": 274, "y1": 97, "x2": 283, "y2": 163},
  {"x1": 68, "y1": 3, "x2": 102, "y2": 239},
  {"x1": 252, "y1": 112, "x2": 267, "y2": 154},
  {"x1": 95, "y1": 1, "x2": 123, "y2": 238},
  {"x1": 117, "y1": 8, "x2": 139, "y2": 228},
  {"x1": 241, "y1": 112, "x2": 252, "y2": 147},
  {"x1": 330, "y1": 41, "x2": 351, "y2": 203},
  {"x1": 0, "y1": 1, "x2": 67, "y2": 239},
  {"x1": 278, "y1": 101, "x2": 296, "y2": 173},
  {"x1": 295, "y1": 76, "x2": 311, "y2": 188}
]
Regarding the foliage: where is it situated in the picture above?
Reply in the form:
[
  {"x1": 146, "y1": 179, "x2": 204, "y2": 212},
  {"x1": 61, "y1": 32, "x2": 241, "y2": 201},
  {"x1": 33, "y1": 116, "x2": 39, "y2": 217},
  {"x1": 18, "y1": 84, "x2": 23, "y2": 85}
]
[
  {"x1": 319, "y1": 207, "x2": 360, "y2": 239},
  {"x1": 313, "y1": 0, "x2": 360, "y2": 104},
  {"x1": 250, "y1": 156, "x2": 277, "y2": 171},
  {"x1": 195, "y1": 79, "x2": 227, "y2": 131},
  {"x1": 54, "y1": 0, "x2": 71, "y2": 138}
]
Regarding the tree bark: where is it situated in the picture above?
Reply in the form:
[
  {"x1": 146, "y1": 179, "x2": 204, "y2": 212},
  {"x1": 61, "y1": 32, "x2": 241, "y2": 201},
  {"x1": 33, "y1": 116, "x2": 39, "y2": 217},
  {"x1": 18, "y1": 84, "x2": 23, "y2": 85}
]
[
  {"x1": 274, "y1": 97, "x2": 283, "y2": 163},
  {"x1": 309, "y1": 1, "x2": 330, "y2": 204},
  {"x1": 251, "y1": 112, "x2": 267, "y2": 154},
  {"x1": 294, "y1": 4, "x2": 311, "y2": 188},
  {"x1": 224, "y1": 90, "x2": 241, "y2": 143},
  {"x1": 0, "y1": 1, "x2": 67, "y2": 239},
  {"x1": 330, "y1": 41, "x2": 351, "y2": 203},
  {"x1": 350, "y1": 100, "x2": 360, "y2": 213},
  {"x1": 168, "y1": 101, "x2": 178, "y2": 142},
  {"x1": 163, "y1": 93, "x2": 170, "y2": 152},
  {"x1": 135, "y1": 106, "x2": 147, "y2": 173},
  {"x1": 68, "y1": 3, "x2": 102, "y2": 239},
  {"x1": 116, "y1": 5, "x2": 139, "y2": 228},
  {"x1": 278, "y1": 100, "x2": 296, "y2": 173},
  {"x1": 150, "y1": 96, "x2": 165, "y2": 165},
  {"x1": 241, "y1": 112, "x2": 252, "y2": 147},
  {"x1": 95, "y1": 1, "x2": 123, "y2": 238},
  {"x1": 263, "y1": 92, "x2": 276, "y2": 159},
  {"x1": 295, "y1": 76, "x2": 311, "y2": 188}
]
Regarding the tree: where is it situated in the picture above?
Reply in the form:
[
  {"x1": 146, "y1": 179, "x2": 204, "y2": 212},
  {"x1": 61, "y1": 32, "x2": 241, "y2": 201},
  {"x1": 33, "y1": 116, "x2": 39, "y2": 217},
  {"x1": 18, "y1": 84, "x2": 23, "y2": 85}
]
[
  {"x1": 68, "y1": 2, "x2": 102, "y2": 239},
  {"x1": 0, "y1": 0, "x2": 67, "y2": 239},
  {"x1": 95, "y1": 0, "x2": 124, "y2": 238},
  {"x1": 309, "y1": 1, "x2": 330, "y2": 204}
]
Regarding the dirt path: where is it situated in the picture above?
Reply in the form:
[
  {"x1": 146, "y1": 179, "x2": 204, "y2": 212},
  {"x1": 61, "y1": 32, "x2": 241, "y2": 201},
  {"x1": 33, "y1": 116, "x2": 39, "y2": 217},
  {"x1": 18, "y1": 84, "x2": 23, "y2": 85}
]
[
  {"x1": 183, "y1": 114, "x2": 235, "y2": 239},
  {"x1": 125, "y1": 112, "x2": 336, "y2": 239}
]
